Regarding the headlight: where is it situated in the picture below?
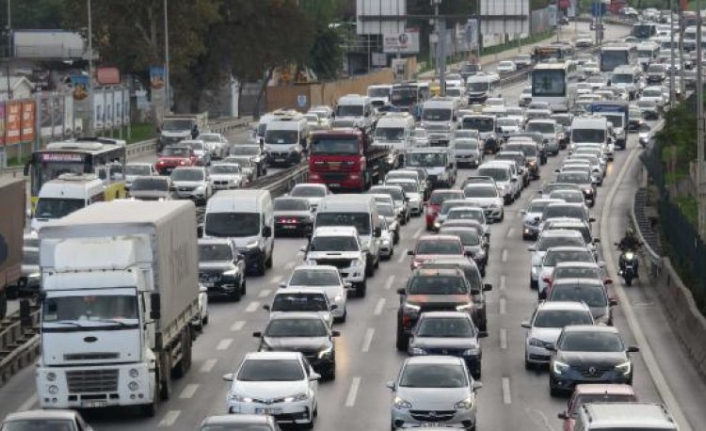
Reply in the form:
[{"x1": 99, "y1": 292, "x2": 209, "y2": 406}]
[
  {"x1": 29, "y1": 272, "x2": 40, "y2": 279},
  {"x1": 318, "y1": 347, "x2": 333, "y2": 359},
  {"x1": 351, "y1": 257, "x2": 365, "y2": 267},
  {"x1": 245, "y1": 241, "x2": 259, "y2": 249},
  {"x1": 454, "y1": 397, "x2": 474, "y2": 409},
  {"x1": 285, "y1": 392, "x2": 309, "y2": 402},
  {"x1": 128, "y1": 381, "x2": 139, "y2": 391},
  {"x1": 456, "y1": 304, "x2": 473, "y2": 312},
  {"x1": 410, "y1": 347, "x2": 428, "y2": 355},
  {"x1": 48, "y1": 385, "x2": 59, "y2": 395},
  {"x1": 462, "y1": 347, "x2": 480, "y2": 356},
  {"x1": 230, "y1": 394, "x2": 254, "y2": 402},
  {"x1": 528, "y1": 338, "x2": 545, "y2": 347},
  {"x1": 404, "y1": 303, "x2": 421, "y2": 314},
  {"x1": 615, "y1": 361, "x2": 632, "y2": 376},
  {"x1": 129, "y1": 368, "x2": 139, "y2": 378},
  {"x1": 584, "y1": 188, "x2": 594, "y2": 195},
  {"x1": 625, "y1": 252, "x2": 635, "y2": 260},
  {"x1": 46, "y1": 372, "x2": 57, "y2": 382},
  {"x1": 552, "y1": 360, "x2": 570, "y2": 375},
  {"x1": 393, "y1": 397, "x2": 412, "y2": 409},
  {"x1": 531, "y1": 266, "x2": 539, "y2": 275},
  {"x1": 334, "y1": 294, "x2": 343, "y2": 303},
  {"x1": 194, "y1": 185, "x2": 206, "y2": 193}
]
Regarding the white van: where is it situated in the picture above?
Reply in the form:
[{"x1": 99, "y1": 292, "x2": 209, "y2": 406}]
[
  {"x1": 264, "y1": 113, "x2": 309, "y2": 166},
  {"x1": 203, "y1": 189, "x2": 274, "y2": 275},
  {"x1": 367, "y1": 84, "x2": 393, "y2": 108},
  {"x1": 466, "y1": 73, "x2": 500, "y2": 104},
  {"x1": 573, "y1": 403, "x2": 679, "y2": 431},
  {"x1": 373, "y1": 112, "x2": 416, "y2": 167},
  {"x1": 314, "y1": 194, "x2": 382, "y2": 281},
  {"x1": 31, "y1": 173, "x2": 105, "y2": 232},
  {"x1": 570, "y1": 115, "x2": 610, "y2": 153},
  {"x1": 421, "y1": 97, "x2": 459, "y2": 143},
  {"x1": 335, "y1": 94, "x2": 374, "y2": 130},
  {"x1": 254, "y1": 109, "x2": 298, "y2": 145},
  {"x1": 610, "y1": 65, "x2": 642, "y2": 100}
]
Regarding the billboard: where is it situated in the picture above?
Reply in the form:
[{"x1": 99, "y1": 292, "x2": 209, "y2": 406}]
[
  {"x1": 382, "y1": 28, "x2": 420, "y2": 54},
  {"x1": 480, "y1": 0, "x2": 530, "y2": 36},
  {"x1": 94, "y1": 91, "x2": 105, "y2": 130},
  {"x1": 114, "y1": 90, "x2": 123, "y2": 126},
  {"x1": 96, "y1": 67, "x2": 121, "y2": 85},
  {"x1": 20, "y1": 101, "x2": 35, "y2": 142},
  {"x1": 6, "y1": 102, "x2": 22, "y2": 144}
]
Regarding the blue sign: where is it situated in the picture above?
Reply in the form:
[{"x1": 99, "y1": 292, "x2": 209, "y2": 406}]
[
  {"x1": 297, "y1": 95, "x2": 307, "y2": 108},
  {"x1": 591, "y1": 3, "x2": 607, "y2": 17}
]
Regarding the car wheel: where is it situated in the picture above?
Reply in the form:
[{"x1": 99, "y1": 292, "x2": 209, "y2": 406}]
[
  {"x1": 357, "y1": 280, "x2": 367, "y2": 298},
  {"x1": 530, "y1": 279, "x2": 538, "y2": 290},
  {"x1": 241, "y1": 279, "x2": 247, "y2": 296},
  {"x1": 230, "y1": 285, "x2": 242, "y2": 302},
  {"x1": 396, "y1": 326, "x2": 409, "y2": 351},
  {"x1": 203, "y1": 313, "x2": 209, "y2": 326},
  {"x1": 498, "y1": 210, "x2": 505, "y2": 222}
]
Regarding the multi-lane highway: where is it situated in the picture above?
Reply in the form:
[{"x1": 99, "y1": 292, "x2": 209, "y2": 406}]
[{"x1": 3, "y1": 20, "x2": 706, "y2": 431}]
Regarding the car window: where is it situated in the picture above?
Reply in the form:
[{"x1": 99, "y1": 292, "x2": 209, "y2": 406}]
[
  {"x1": 399, "y1": 363, "x2": 468, "y2": 388},
  {"x1": 265, "y1": 318, "x2": 328, "y2": 337},
  {"x1": 549, "y1": 285, "x2": 607, "y2": 307},
  {"x1": 533, "y1": 310, "x2": 593, "y2": 328},
  {"x1": 558, "y1": 331, "x2": 624, "y2": 352},
  {"x1": 237, "y1": 359, "x2": 304, "y2": 381},
  {"x1": 408, "y1": 275, "x2": 467, "y2": 294},
  {"x1": 289, "y1": 270, "x2": 340, "y2": 286},
  {"x1": 416, "y1": 317, "x2": 475, "y2": 337}
]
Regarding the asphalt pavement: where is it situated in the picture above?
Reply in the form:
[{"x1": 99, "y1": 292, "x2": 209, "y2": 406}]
[{"x1": 3, "y1": 20, "x2": 706, "y2": 431}]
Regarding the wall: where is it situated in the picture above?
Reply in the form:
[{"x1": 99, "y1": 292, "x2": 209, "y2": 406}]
[
  {"x1": 265, "y1": 69, "x2": 395, "y2": 112},
  {"x1": 531, "y1": 7, "x2": 551, "y2": 34}
]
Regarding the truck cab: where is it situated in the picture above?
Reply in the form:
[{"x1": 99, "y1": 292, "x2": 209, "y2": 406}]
[
  {"x1": 264, "y1": 113, "x2": 308, "y2": 166},
  {"x1": 420, "y1": 97, "x2": 459, "y2": 145},
  {"x1": 335, "y1": 94, "x2": 374, "y2": 131}
]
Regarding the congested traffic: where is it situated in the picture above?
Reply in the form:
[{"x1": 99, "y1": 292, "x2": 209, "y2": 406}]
[{"x1": 2, "y1": 9, "x2": 696, "y2": 431}]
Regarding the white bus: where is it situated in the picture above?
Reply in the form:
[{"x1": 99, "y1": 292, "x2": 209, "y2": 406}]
[
  {"x1": 531, "y1": 62, "x2": 577, "y2": 113},
  {"x1": 599, "y1": 45, "x2": 638, "y2": 76}
]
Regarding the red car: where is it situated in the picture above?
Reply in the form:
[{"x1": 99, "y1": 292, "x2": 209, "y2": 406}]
[
  {"x1": 425, "y1": 189, "x2": 464, "y2": 230},
  {"x1": 558, "y1": 384, "x2": 637, "y2": 430},
  {"x1": 408, "y1": 235, "x2": 470, "y2": 270},
  {"x1": 156, "y1": 145, "x2": 197, "y2": 175}
]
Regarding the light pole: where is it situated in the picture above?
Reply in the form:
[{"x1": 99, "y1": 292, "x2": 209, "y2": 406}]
[
  {"x1": 6, "y1": 0, "x2": 11, "y2": 57},
  {"x1": 697, "y1": 0, "x2": 706, "y2": 239},
  {"x1": 669, "y1": 0, "x2": 676, "y2": 107},
  {"x1": 86, "y1": 0, "x2": 94, "y2": 137},
  {"x1": 164, "y1": 0, "x2": 170, "y2": 112},
  {"x1": 431, "y1": 0, "x2": 445, "y2": 97}
]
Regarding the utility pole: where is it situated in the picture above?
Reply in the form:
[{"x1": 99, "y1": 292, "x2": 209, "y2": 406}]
[
  {"x1": 163, "y1": 0, "x2": 171, "y2": 112},
  {"x1": 697, "y1": 1, "x2": 706, "y2": 239},
  {"x1": 86, "y1": 0, "x2": 94, "y2": 137},
  {"x1": 679, "y1": 5, "x2": 686, "y2": 96},
  {"x1": 432, "y1": 0, "x2": 445, "y2": 97},
  {"x1": 670, "y1": 0, "x2": 676, "y2": 106},
  {"x1": 6, "y1": 0, "x2": 11, "y2": 57}
]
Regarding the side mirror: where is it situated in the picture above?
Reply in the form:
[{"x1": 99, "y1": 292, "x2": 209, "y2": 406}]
[
  {"x1": 299, "y1": 245, "x2": 308, "y2": 253},
  {"x1": 396, "y1": 288, "x2": 406, "y2": 295},
  {"x1": 252, "y1": 331, "x2": 263, "y2": 338},
  {"x1": 593, "y1": 238, "x2": 601, "y2": 243},
  {"x1": 534, "y1": 216, "x2": 541, "y2": 222},
  {"x1": 604, "y1": 278, "x2": 613, "y2": 285},
  {"x1": 374, "y1": 227, "x2": 382, "y2": 238},
  {"x1": 472, "y1": 381, "x2": 483, "y2": 390},
  {"x1": 609, "y1": 297, "x2": 619, "y2": 306},
  {"x1": 262, "y1": 226, "x2": 272, "y2": 238},
  {"x1": 385, "y1": 381, "x2": 396, "y2": 390},
  {"x1": 344, "y1": 282, "x2": 353, "y2": 290},
  {"x1": 520, "y1": 209, "x2": 526, "y2": 214},
  {"x1": 199, "y1": 285, "x2": 208, "y2": 293},
  {"x1": 545, "y1": 344, "x2": 556, "y2": 352},
  {"x1": 627, "y1": 346, "x2": 640, "y2": 353},
  {"x1": 528, "y1": 245, "x2": 536, "y2": 251},
  {"x1": 197, "y1": 225, "x2": 204, "y2": 238},
  {"x1": 150, "y1": 292, "x2": 161, "y2": 320},
  {"x1": 542, "y1": 277, "x2": 551, "y2": 283},
  {"x1": 262, "y1": 304, "x2": 271, "y2": 311},
  {"x1": 310, "y1": 372, "x2": 321, "y2": 381},
  {"x1": 332, "y1": 331, "x2": 341, "y2": 337},
  {"x1": 558, "y1": 412, "x2": 569, "y2": 420},
  {"x1": 330, "y1": 304, "x2": 338, "y2": 310},
  {"x1": 223, "y1": 373, "x2": 234, "y2": 382},
  {"x1": 407, "y1": 250, "x2": 415, "y2": 256},
  {"x1": 464, "y1": 250, "x2": 473, "y2": 257},
  {"x1": 483, "y1": 283, "x2": 493, "y2": 291},
  {"x1": 521, "y1": 321, "x2": 531, "y2": 329},
  {"x1": 511, "y1": 177, "x2": 518, "y2": 182},
  {"x1": 278, "y1": 282, "x2": 287, "y2": 288},
  {"x1": 589, "y1": 217, "x2": 596, "y2": 223}
]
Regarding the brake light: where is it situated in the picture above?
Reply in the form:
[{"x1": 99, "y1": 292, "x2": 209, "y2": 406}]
[
  {"x1": 279, "y1": 218, "x2": 298, "y2": 224},
  {"x1": 180, "y1": 160, "x2": 186, "y2": 165},
  {"x1": 158, "y1": 160, "x2": 165, "y2": 165}
]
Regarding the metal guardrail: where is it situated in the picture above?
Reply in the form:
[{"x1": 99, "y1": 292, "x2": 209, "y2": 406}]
[{"x1": 0, "y1": 302, "x2": 40, "y2": 389}]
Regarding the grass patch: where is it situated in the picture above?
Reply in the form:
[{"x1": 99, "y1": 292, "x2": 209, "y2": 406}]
[
  {"x1": 7, "y1": 154, "x2": 30, "y2": 167},
  {"x1": 124, "y1": 123, "x2": 157, "y2": 145},
  {"x1": 674, "y1": 195, "x2": 698, "y2": 226}
]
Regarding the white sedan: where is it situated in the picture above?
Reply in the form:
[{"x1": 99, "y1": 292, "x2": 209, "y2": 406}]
[
  {"x1": 280, "y1": 265, "x2": 349, "y2": 323},
  {"x1": 496, "y1": 60, "x2": 517, "y2": 75}
]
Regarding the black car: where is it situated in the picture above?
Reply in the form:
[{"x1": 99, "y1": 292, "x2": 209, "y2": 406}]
[
  {"x1": 273, "y1": 197, "x2": 313, "y2": 237},
  {"x1": 504, "y1": 142, "x2": 542, "y2": 180},
  {"x1": 230, "y1": 144, "x2": 267, "y2": 176},
  {"x1": 253, "y1": 313, "x2": 340, "y2": 379},
  {"x1": 198, "y1": 239, "x2": 247, "y2": 301},
  {"x1": 546, "y1": 278, "x2": 617, "y2": 325},
  {"x1": 555, "y1": 171, "x2": 596, "y2": 207},
  {"x1": 548, "y1": 325, "x2": 639, "y2": 396},
  {"x1": 407, "y1": 311, "x2": 485, "y2": 379}
]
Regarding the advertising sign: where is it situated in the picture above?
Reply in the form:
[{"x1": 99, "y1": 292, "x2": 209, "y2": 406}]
[
  {"x1": 96, "y1": 67, "x2": 121, "y2": 85},
  {"x1": 6, "y1": 102, "x2": 21, "y2": 144},
  {"x1": 466, "y1": 19, "x2": 479, "y2": 49},
  {"x1": 105, "y1": 90, "x2": 114, "y2": 128},
  {"x1": 70, "y1": 75, "x2": 89, "y2": 101},
  {"x1": 20, "y1": 101, "x2": 35, "y2": 142},
  {"x1": 94, "y1": 91, "x2": 105, "y2": 130},
  {"x1": 382, "y1": 27, "x2": 420, "y2": 54},
  {"x1": 150, "y1": 66, "x2": 165, "y2": 89}
]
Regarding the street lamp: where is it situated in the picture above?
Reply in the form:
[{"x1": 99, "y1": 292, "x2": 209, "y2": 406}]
[
  {"x1": 164, "y1": 0, "x2": 170, "y2": 112},
  {"x1": 86, "y1": 0, "x2": 94, "y2": 137},
  {"x1": 431, "y1": 0, "x2": 445, "y2": 97}
]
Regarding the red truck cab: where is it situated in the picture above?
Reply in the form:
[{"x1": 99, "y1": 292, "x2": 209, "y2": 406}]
[
  {"x1": 308, "y1": 128, "x2": 368, "y2": 192},
  {"x1": 156, "y1": 144, "x2": 197, "y2": 175}
]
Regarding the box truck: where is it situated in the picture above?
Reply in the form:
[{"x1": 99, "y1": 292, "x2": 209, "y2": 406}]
[{"x1": 0, "y1": 178, "x2": 25, "y2": 318}]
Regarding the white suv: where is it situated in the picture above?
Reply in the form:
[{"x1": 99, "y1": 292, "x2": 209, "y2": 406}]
[{"x1": 302, "y1": 226, "x2": 369, "y2": 298}]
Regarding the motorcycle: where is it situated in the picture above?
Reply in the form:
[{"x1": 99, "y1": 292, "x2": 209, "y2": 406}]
[{"x1": 616, "y1": 245, "x2": 639, "y2": 286}]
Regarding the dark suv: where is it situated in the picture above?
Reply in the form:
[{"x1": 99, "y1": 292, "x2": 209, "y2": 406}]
[
  {"x1": 396, "y1": 268, "x2": 474, "y2": 351},
  {"x1": 548, "y1": 325, "x2": 639, "y2": 396},
  {"x1": 198, "y1": 239, "x2": 246, "y2": 301}
]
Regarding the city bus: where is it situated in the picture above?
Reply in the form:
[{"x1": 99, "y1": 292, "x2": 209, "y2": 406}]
[
  {"x1": 532, "y1": 43, "x2": 575, "y2": 63},
  {"x1": 632, "y1": 22, "x2": 657, "y2": 40},
  {"x1": 390, "y1": 83, "x2": 430, "y2": 117},
  {"x1": 599, "y1": 44, "x2": 637, "y2": 76},
  {"x1": 24, "y1": 138, "x2": 127, "y2": 208},
  {"x1": 531, "y1": 62, "x2": 577, "y2": 112}
]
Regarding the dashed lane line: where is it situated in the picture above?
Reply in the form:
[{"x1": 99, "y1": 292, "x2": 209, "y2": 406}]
[
  {"x1": 362, "y1": 328, "x2": 375, "y2": 353},
  {"x1": 216, "y1": 339, "x2": 233, "y2": 351},
  {"x1": 199, "y1": 359, "x2": 217, "y2": 373},
  {"x1": 158, "y1": 410, "x2": 181, "y2": 427},
  {"x1": 179, "y1": 384, "x2": 199, "y2": 399},
  {"x1": 230, "y1": 320, "x2": 246, "y2": 332},
  {"x1": 345, "y1": 377, "x2": 361, "y2": 407},
  {"x1": 374, "y1": 298, "x2": 386, "y2": 316},
  {"x1": 245, "y1": 301, "x2": 260, "y2": 313}
]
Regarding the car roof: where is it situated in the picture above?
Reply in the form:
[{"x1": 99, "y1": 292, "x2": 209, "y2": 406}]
[
  {"x1": 244, "y1": 351, "x2": 304, "y2": 360},
  {"x1": 573, "y1": 383, "x2": 636, "y2": 396},
  {"x1": 405, "y1": 355, "x2": 465, "y2": 365},
  {"x1": 546, "y1": 246, "x2": 592, "y2": 253},
  {"x1": 562, "y1": 324, "x2": 618, "y2": 333},
  {"x1": 537, "y1": 301, "x2": 592, "y2": 312},
  {"x1": 201, "y1": 414, "x2": 272, "y2": 425},
  {"x1": 3, "y1": 410, "x2": 79, "y2": 421},
  {"x1": 552, "y1": 277, "x2": 605, "y2": 286},
  {"x1": 312, "y1": 226, "x2": 358, "y2": 237},
  {"x1": 267, "y1": 311, "x2": 329, "y2": 321},
  {"x1": 419, "y1": 311, "x2": 473, "y2": 319},
  {"x1": 540, "y1": 229, "x2": 583, "y2": 238},
  {"x1": 555, "y1": 261, "x2": 600, "y2": 269},
  {"x1": 291, "y1": 264, "x2": 339, "y2": 273}
]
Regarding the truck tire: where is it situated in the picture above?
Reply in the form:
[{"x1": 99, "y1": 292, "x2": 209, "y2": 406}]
[
  {"x1": 141, "y1": 382, "x2": 160, "y2": 417},
  {"x1": 253, "y1": 255, "x2": 266, "y2": 276},
  {"x1": 0, "y1": 290, "x2": 6, "y2": 319},
  {"x1": 174, "y1": 328, "x2": 193, "y2": 378},
  {"x1": 160, "y1": 354, "x2": 172, "y2": 401}
]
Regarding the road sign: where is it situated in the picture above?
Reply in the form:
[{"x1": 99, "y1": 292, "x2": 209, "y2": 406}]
[
  {"x1": 297, "y1": 95, "x2": 307, "y2": 108},
  {"x1": 382, "y1": 28, "x2": 420, "y2": 54}
]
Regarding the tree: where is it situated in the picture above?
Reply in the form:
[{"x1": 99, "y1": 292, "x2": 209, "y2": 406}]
[
  {"x1": 299, "y1": 0, "x2": 342, "y2": 81},
  {"x1": 0, "y1": 0, "x2": 66, "y2": 30}
]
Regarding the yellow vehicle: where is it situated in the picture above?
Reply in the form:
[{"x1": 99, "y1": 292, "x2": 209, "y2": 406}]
[
  {"x1": 24, "y1": 138, "x2": 127, "y2": 209},
  {"x1": 429, "y1": 82, "x2": 442, "y2": 97}
]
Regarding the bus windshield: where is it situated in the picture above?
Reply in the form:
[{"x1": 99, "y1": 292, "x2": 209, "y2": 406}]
[
  {"x1": 462, "y1": 117, "x2": 494, "y2": 132},
  {"x1": 391, "y1": 87, "x2": 419, "y2": 107},
  {"x1": 600, "y1": 50, "x2": 629, "y2": 72},
  {"x1": 532, "y1": 70, "x2": 566, "y2": 97}
]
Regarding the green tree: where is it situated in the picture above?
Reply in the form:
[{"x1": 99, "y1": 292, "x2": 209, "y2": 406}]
[
  {"x1": 300, "y1": 0, "x2": 343, "y2": 81},
  {"x1": 1, "y1": 0, "x2": 66, "y2": 30}
]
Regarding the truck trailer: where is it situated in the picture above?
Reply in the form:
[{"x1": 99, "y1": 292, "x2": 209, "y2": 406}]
[
  {"x1": 0, "y1": 178, "x2": 25, "y2": 318},
  {"x1": 36, "y1": 200, "x2": 200, "y2": 416}
]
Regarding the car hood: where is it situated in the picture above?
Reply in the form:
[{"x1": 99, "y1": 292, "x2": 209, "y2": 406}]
[
  {"x1": 172, "y1": 180, "x2": 206, "y2": 187},
  {"x1": 307, "y1": 251, "x2": 361, "y2": 260},
  {"x1": 528, "y1": 327, "x2": 563, "y2": 344},
  {"x1": 263, "y1": 336, "x2": 331, "y2": 352},
  {"x1": 425, "y1": 166, "x2": 447, "y2": 176},
  {"x1": 412, "y1": 337, "x2": 479, "y2": 350},
  {"x1": 129, "y1": 190, "x2": 171, "y2": 200},
  {"x1": 211, "y1": 174, "x2": 242, "y2": 182},
  {"x1": 531, "y1": 251, "x2": 547, "y2": 267},
  {"x1": 162, "y1": 130, "x2": 191, "y2": 138},
  {"x1": 406, "y1": 294, "x2": 469, "y2": 305},
  {"x1": 199, "y1": 262, "x2": 235, "y2": 272},
  {"x1": 465, "y1": 197, "x2": 500, "y2": 207},
  {"x1": 231, "y1": 381, "x2": 307, "y2": 400},
  {"x1": 556, "y1": 351, "x2": 628, "y2": 367},
  {"x1": 455, "y1": 149, "x2": 480, "y2": 156},
  {"x1": 396, "y1": 386, "x2": 472, "y2": 410},
  {"x1": 523, "y1": 212, "x2": 542, "y2": 225}
]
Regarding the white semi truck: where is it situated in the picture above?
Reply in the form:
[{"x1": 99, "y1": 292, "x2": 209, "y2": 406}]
[{"x1": 36, "y1": 200, "x2": 200, "y2": 416}]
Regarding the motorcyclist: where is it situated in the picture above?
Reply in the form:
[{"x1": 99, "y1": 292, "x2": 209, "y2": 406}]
[
  {"x1": 191, "y1": 124, "x2": 200, "y2": 140},
  {"x1": 617, "y1": 228, "x2": 642, "y2": 274}
]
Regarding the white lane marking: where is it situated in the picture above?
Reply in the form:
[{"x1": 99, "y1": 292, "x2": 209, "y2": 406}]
[
  {"x1": 385, "y1": 275, "x2": 396, "y2": 290},
  {"x1": 345, "y1": 377, "x2": 361, "y2": 407},
  {"x1": 374, "y1": 298, "x2": 386, "y2": 316},
  {"x1": 258, "y1": 289, "x2": 271, "y2": 298},
  {"x1": 599, "y1": 143, "x2": 693, "y2": 431},
  {"x1": 230, "y1": 320, "x2": 246, "y2": 332},
  {"x1": 199, "y1": 359, "x2": 217, "y2": 373},
  {"x1": 17, "y1": 394, "x2": 37, "y2": 411},
  {"x1": 285, "y1": 261, "x2": 295, "y2": 270},
  {"x1": 414, "y1": 227, "x2": 424, "y2": 238},
  {"x1": 158, "y1": 410, "x2": 181, "y2": 427},
  {"x1": 502, "y1": 377, "x2": 512, "y2": 404},
  {"x1": 501, "y1": 249, "x2": 508, "y2": 263},
  {"x1": 499, "y1": 328, "x2": 508, "y2": 350},
  {"x1": 216, "y1": 339, "x2": 233, "y2": 351},
  {"x1": 499, "y1": 275, "x2": 506, "y2": 291},
  {"x1": 245, "y1": 301, "x2": 260, "y2": 313},
  {"x1": 362, "y1": 328, "x2": 375, "y2": 353},
  {"x1": 269, "y1": 275, "x2": 283, "y2": 284},
  {"x1": 397, "y1": 249, "x2": 409, "y2": 263},
  {"x1": 179, "y1": 384, "x2": 199, "y2": 399},
  {"x1": 499, "y1": 297, "x2": 507, "y2": 315},
  {"x1": 506, "y1": 228, "x2": 515, "y2": 238}
]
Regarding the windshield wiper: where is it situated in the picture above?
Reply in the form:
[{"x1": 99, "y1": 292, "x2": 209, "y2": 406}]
[
  {"x1": 44, "y1": 320, "x2": 84, "y2": 327},
  {"x1": 90, "y1": 319, "x2": 136, "y2": 328}
]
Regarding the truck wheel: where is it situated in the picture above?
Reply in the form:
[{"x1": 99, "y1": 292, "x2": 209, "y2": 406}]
[
  {"x1": 253, "y1": 255, "x2": 266, "y2": 276},
  {"x1": 0, "y1": 291, "x2": 6, "y2": 319},
  {"x1": 160, "y1": 355, "x2": 172, "y2": 401},
  {"x1": 174, "y1": 329, "x2": 192, "y2": 378},
  {"x1": 265, "y1": 250, "x2": 273, "y2": 269}
]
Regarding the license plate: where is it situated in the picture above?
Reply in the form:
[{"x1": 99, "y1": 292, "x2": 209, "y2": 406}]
[
  {"x1": 203, "y1": 281, "x2": 214, "y2": 287},
  {"x1": 275, "y1": 158, "x2": 285, "y2": 162},
  {"x1": 329, "y1": 183, "x2": 340, "y2": 188},
  {"x1": 282, "y1": 225, "x2": 296, "y2": 229},
  {"x1": 82, "y1": 401, "x2": 107, "y2": 408},
  {"x1": 255, "y1": 407, "x2": 282, "y2": 415},
  {"x1": 419, "y1": 423, "x2": 439, "y2": 427}
]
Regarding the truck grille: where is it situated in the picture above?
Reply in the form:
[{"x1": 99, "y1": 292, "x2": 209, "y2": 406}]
[
  {"x1": 314, "y1": 259, "x2": 353, "y2": 269},
  {"x1": 66, "y1": 369, "x2": 119, "y2": 393},
  {"x1": 64, "y1": 353, "x2": 119, "y2": 361},
  {"x1": 178, "y1": 186, "x2": 196, "y2": 192},
  {"x1": 419, "y1": 303, "x2": 460, "y2": 313},
  {"x1": 322, "y1": 172, "x2": 348, "y2": 181},
  {"x1": 410, "y1": 410, "x2": 456, "y2": 422}
]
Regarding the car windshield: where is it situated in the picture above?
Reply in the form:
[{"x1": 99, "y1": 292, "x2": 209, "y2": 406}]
[
  {"x1": 550, "y1": 191, "x2": 584, "y2": 203},
  {"x1": 544, "y1": 206, "x2": 587, "y2": 220},
  {"x1": 374, "y1": 127, "x2": 405, "y2": 141},
  {"x1": 440, "y1": 201, "x2": 468, "y2": 215},
  {"x1": 527, "y1": 201, "x2": 551, "y2": 213},
  {"x1": 272, "y1": 293, "x2": 328, "y2": 312},
  {"x1": 34, "y1": 198, "x2": 85, "y2": 219},
  {"x1": 464, "y1": 186, "x2": 497, "y2": 198},
  {"x1": 162, "y1": 146, "x2": 190, "y2": 157},
  {"x1": 274, "y1": 198, "x2": 308, "y2": 211},
  {"x1": 467, "y1": 81, "x2": 489, "y2": 92},
  {"x1": 557, "y1": 172, "x2": 591, "y2": 184},
  {"x1": 462, "y1": 117, "x2": 494, "y2": 132},
  {"x1": 205, "y1": 213, "x2": 260, "y2": 237},
  {"x1": 315, "y1": 212, "x2": 371, "y2": 235},
  {"x1": 448, "y1": 209, "x2": 483, "y2": 222},
  {"x1": 497, "y1": 119, "x2": 517, "y2": 127},
  {"x1": 430, "y1": 191, "x2": 463, "y2": 205},
  {"x1": 22, "y1": 249, "x2": 38, "y2": 265},
  {"x1": 336, "y1": 105, "x2": 364, "y2": 117},
  {"x1": 125, "y1": 165, "x2": 152, "y2": 176},
  {"x1": 237, "y1": 359, "x2": 304, "y2": 382},
  {"x1": 417, "y1": 317, "x2": 475, "y2": 337},
  {"x1": 558, "y1": 331, "x2": 624, "y2": 352},
  {"x1": 265, "y1": 130, "x2": 298, "y2": 145},
  {"x1": 406, "y1": 152, "x2": 447, "y2": 167},
  {"x1": 310, "y1": 137, "x2": 359, "y2": 155},
  {"x1": 377, "y1": 204, "x2": 395, "y2": 217},
  {"x1": 527, "y1": 122, "x2": 555, "y2": 134},
  {"x1": 387, "y1": 181, "x2": 417, "y2": 193},
  {"x1": 553, "y1": 116, "x2": 571, "y2": 126},
  {"x1": 130, "y1": 178, "x2": 170, "y2": 192},
  {"x1": 477, "y1": 167, "x2": 509, "y2": 182},
  {"x1": 536, "y1": 236, "x2": 585, "y2": 251},
  {"x1": 533, "y1": 310, "x2": 593, "y2": 328},
  {"x1": 289, "y1": 270, "x2": 340, "y2": 286},
  {"x1": 506, "y1": 144, "x2": 538, "y2": 157},
  {"x1": 399, "y1": 363, "x2": 468, "y2": 388},
  {"x1": 225, "y1": 158, "x2": 252, "y2": 168},
  {"x1": 555, "y1": 266, "x2": 602, "y2": 280},
  {"x1": 439, "y1": 228, "x2": 481, "y2": 246},
  {"x1": 544, "y1": 250, "x2": 594, "y2": 266},
  {"x1": 265, "y1": 318, "x2": 328, "y2": 337},
  {"x1": 416, "y1": 240, "x2": 462, "y2": 255},
  {"x1": 455, "y1": 140, "x2": 479, "y2": 150},
  {"x1": 571, "y1": 129, "x2": 605, "y2": 143},
  {"x1": 368, "y1": 87, "x2": 391, "y2": 97},
  {"x1": 171, "y1": 169, "x2": 204, "y2": 181},
  {"x1": 291, "y1": 186, "x2": 326, "y2": 197},
  {"x1": 230, "y1": 146, "x2": 259, "y2": 155},
  {"x1": 310, "y1": 236, "x2": 359, "y2": 252},
  {"x1": 647, "y1": 64, "x2": 666, "y2": 73},
  {"x1": 210, "y1": 165, "x2": 241, "y2": 174},
  {"x1": 1, "y1": 420, "x2": 78, "y2": 431},
  {"x1": 199, "y1": 244, "x2": 233, "y2": 261},
  {"x1": 372, "y1": 187, "x2": 405, "y2": 202},
  {"x1": 550, "y1": 284, "x2": 607, "y2": 307},
  {"x1": 43, "y1": 294, "x2": 138, "y2": 322},
  {"x1": 162, "y1": 119, "x2": 192, "y2": 131}
]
